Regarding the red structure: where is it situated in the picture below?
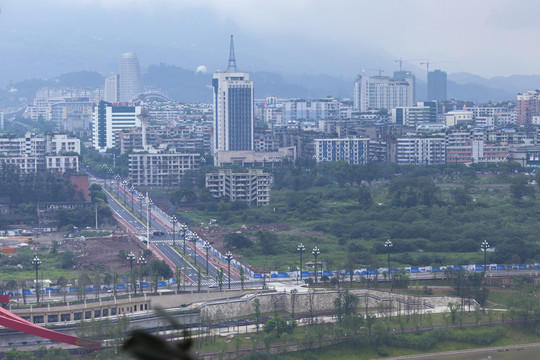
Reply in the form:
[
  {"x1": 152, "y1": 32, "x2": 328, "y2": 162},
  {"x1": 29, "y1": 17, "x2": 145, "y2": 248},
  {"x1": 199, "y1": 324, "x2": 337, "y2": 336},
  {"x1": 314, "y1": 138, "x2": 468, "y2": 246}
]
[
  {"x1": 70, "y1": 174, "x2": 89, "y2": 201},
  {"x1": 0, "y1": 307, "x2": 100, "y2": 349}
]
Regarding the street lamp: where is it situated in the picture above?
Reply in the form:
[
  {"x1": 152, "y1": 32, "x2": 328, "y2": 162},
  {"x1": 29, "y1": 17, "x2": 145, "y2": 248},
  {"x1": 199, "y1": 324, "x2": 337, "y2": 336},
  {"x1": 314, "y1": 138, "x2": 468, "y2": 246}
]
[
  {"x1": 384, "y1": 239, "x2": 393, "y2": 271},
  {"x1": 181, "y1": 267, "x2": 185, "y2": 290},
  {"x1": 108, "y1": 168, "x2": 114, "y2": 189},
  {"x1": 297, "y1": 243, "x2": 306, "y2": 284},
  {"x1": 181, "y1": 224, "x2": 188, "y2": 254},
  {"x1": 189, "y1": 235, "x2": 198, "y2": 267},
  {"x1": 127, "y1": 251, "x2": 136, "y2": 295},
  {"x1": 130, "y1": 186, "x2": 135, "y2": 212},
  {"x1": 114, "y1": 175, "x2": 121, "y2": 196},
  {"x1": 312, "y1": 246, "x2": 321, "y2": 285},
  {"x1": 122, "y1": 180, "x2": 128, "y2": 204},
  {"x1": 171, "y1": 215, "x2": 178, "y2": 247},
  {"x1": 32, "y1": 255, "x2": 41, "y2": 304},
  {"x1": 137, "y1": 254, "x2": 147, "y2": 293},
  {"x1": 225, "y1": 252, "x2": 233, "y2": 290},
  {"x1": 204, "y1": 241, "x2": 212, "y2": 275},
  {"x1": 148, "y1": 198, "x2": 153, "y2": 231},
  {"x1": 481, "y1": 240, "x2": 489, "y2": 273},
  {"x1": 138, "y1": 193, "x2": 144, "y2": 216}
]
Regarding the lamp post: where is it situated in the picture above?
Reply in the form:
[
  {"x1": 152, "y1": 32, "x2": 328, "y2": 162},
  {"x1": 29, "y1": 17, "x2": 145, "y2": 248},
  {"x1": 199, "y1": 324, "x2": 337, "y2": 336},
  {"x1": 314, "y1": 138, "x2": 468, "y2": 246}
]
[
  {"x1": 454, "y1": 154, "x2": 459, "y2": 165},
  {"x1": 297, "y1": 243, "x2": 306, "y2": 284},
  {"x1": 127, "y1": 251, "x2": 136, "y2": 295},
  {"x1": 122, "y1": 180, "x2": 128, "y2": 204},
  {"x1": 32, "y1": 255, "x2": 41, "y2": 304},
  {"x1": 129, "y1": 186, "x2": 135, "y2": 212},
  {"x1": 148, "y1": 198, "x2": 153, "y2": 231},
  {"x1": 171, "y1": 215, "x2": 178, "y2": 247},
  {"x1": 146, "y1": 197, "x2": 153, "y2": 249},
  {"x1": 137, "y1": 254, "x2": 147, "y2": 293},
  {"x1": 312, "y1": 246, "x2": 320, "y2": 285},
  {"x1": 225, "y1": 252, "x2": 233, "y2": 290},
  {"x1": 114, "y1": 175, "x2": 121, "y2": 196},
  {"x1": 181, "y1": 224, "x2": 188, "y2": 254},
  {"x1": 181, "y1": 267, "x2": 185, "y2": 290},
  {"x1": 108, "y1": 168, "x2": 114, "y2": 189},
  {"x1": 384, "y1": 239, "x2": 393, "y2": 271},
  {"x1": 138, "y1": 193, "x2": 144, "y2": 217},
  {"x1": 204, "y1": 241, "x2": 212, "y2": 275},
  {"x1": 481, "y1": 240, "x2": 489, "y2": 273},
  {"x1": 189, "y1": 235, "x2": 198, "y2": 267}
]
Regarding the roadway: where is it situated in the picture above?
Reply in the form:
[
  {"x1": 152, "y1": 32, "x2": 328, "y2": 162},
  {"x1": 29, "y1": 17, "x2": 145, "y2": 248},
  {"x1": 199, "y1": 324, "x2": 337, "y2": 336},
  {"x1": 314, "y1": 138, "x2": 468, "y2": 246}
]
[{"x1": 101, "y1": 180, "x2": 245, "y2": 286}]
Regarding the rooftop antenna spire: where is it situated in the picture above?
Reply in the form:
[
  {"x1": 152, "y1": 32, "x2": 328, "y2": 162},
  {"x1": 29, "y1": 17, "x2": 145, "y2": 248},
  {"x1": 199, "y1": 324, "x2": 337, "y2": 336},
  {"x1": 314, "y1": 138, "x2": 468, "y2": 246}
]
[{"x1": 226, "y1": 35, "x2": 238, "y2": 72}]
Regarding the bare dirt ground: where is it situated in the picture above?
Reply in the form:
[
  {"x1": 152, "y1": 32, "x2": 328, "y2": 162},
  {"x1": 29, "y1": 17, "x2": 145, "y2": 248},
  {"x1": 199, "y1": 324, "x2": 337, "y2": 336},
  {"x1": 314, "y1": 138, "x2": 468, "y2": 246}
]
[{"x1": 59, "y1": 235, "x2": 155, "y2": 273}]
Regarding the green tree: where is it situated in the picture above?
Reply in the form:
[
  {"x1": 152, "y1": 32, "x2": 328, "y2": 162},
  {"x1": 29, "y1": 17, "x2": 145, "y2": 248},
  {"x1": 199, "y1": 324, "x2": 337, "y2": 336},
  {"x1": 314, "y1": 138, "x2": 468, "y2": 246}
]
[{"x1": 253, "y1": 297, "x2": 261, "y2": 332}]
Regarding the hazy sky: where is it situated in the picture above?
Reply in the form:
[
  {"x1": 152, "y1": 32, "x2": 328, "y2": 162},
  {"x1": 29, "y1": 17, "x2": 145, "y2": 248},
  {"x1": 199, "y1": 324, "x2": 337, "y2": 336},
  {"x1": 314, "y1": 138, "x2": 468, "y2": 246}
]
[{"x1": 1, "y1": 0, "x2": 539, "y2": 82}]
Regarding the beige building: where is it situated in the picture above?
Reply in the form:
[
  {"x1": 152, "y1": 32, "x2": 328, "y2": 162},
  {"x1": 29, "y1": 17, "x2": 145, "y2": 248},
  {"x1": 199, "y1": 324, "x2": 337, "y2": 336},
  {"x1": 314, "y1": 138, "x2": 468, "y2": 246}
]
[
  {"x1": 128, "y1": 148, "x2": 200, "y2": 187},
  {"x1": 206, "y1": 169, "x2": 271, "y2": 206}
]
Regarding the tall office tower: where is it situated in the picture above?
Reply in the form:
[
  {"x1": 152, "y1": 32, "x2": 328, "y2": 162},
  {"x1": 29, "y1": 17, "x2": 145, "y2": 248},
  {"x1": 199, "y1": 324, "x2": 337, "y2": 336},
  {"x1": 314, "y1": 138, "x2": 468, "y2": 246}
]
[
  {"x1": 93, "y1": 101, "x2": 141, "y2": 152},
  {"x1": 104, "y1": 74, "x2": 119, "y2": 103},
  {"x1": 119, "y1": 52, "x2": 143, "y2": 102},
  {"x1": 394, "y1": 70, "x2": 416, "y2": 103},
  {"x1": 212, "y1": 35, "x2": 254, "y2": 153},
  {"x1": 517, "y1": 90, "x2": 540, "y2": 126},
  {"x1": 353, "y1": 75, "x2": 413, "y2": 112},
  {"x1": 427, "y1": 69, "x2": 447, "y2": 101}
]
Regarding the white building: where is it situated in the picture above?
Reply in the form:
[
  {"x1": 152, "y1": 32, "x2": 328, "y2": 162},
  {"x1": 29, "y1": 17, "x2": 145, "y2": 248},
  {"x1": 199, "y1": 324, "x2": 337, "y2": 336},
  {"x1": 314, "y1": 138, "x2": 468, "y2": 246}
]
[
  {"x1": 48, "y1": 134, "x2": 81, "y2": 155},
  {"x1": 92, "y1": 101, "x2": 142, "y2": 152},
  {"x1": 104, "y1": 74, "x2": 119, "y2": 103},
  {"x1": 45, "y1": 155, "x2": 79, "y2": 173},
  {"x1": 444, "y1": 110, "x2": 474, "y2": 127},
  {"x1": 283, "y1": 98, "x2": 340, "y2": 122},
  {"x1": 205, "y1": 169, "x2": 271, "y2": 206},
  {"x1": 212, "y1": 71, "x2": 254, "y2": 154},
  {"x1": 128, "y1": 149, "x2": 200, "y2": 187},
  {"x1": 354, "y1": 75, "x2": 413, "y2": 112},
  {"x1": 397, "y1": 137, "x2": 446, "y2": 165},
  {"x1": 314, "y1": 137, "x2": 370, "y2": 165}
]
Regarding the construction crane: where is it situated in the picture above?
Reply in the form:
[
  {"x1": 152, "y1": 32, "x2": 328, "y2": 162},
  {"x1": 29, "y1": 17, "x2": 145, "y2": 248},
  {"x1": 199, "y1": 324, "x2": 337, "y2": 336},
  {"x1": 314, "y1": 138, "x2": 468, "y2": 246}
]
[
  {"x1": 394, "y1": 58, "x2": 423, "y2": 72},
  {"x1": 419, "y1": 60, "x2": 457, "y2": 74},
  {"x1": 362, "y1": 67, "x2": 384, "y2": 76}
]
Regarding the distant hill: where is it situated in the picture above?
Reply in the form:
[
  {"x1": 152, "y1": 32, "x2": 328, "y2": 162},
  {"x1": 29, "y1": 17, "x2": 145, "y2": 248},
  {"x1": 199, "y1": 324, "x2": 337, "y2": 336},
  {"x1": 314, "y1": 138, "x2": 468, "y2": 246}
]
[{"x1": 5, "y1": 67, "x2": 540, "y2": 108}]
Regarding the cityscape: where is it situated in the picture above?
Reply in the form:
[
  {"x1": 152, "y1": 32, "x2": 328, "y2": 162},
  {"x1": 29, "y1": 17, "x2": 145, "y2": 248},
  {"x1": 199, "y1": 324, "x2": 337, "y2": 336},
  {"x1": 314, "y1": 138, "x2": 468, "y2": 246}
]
[{"x1": 0, "y1": 1, "x2": 540, "y2": 360}]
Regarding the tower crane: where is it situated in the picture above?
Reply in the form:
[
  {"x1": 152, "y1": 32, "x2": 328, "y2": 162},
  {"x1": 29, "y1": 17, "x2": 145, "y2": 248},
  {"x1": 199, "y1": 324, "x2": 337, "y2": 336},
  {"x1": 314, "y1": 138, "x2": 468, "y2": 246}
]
[{"x1": 394, "y1": 58, "x2": 423, "y2": 72}]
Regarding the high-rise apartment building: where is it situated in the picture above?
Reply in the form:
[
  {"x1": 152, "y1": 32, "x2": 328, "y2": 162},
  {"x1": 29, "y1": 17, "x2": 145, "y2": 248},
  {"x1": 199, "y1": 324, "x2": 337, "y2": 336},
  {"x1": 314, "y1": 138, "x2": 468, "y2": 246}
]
[
  {"x1": 119, "y1": 52, "x2": 143, "y2": 102},
  {"x1": 212, "y1": 36, "x2": 254, "y2": 153},
  {"x1": 517, "y1": 90, "x2": 540, "y2": 126},
  {"x1": 314, "y1": 137, "x2": 369, "y2": 165},
  {"x1": 394, "y1": 70, "x2": 416, "y2": 103},
  {"x1": 104, "y1": 74, "x2": 120, "y2": 103},
  {"x1": 353, "y1": 75, "x2": 413, "y2": 112},
  {"x1": 92, "y1": 101, "x2": 141, "y2": 152},
  {"x1": 427, "y1": 70, "x2": 447, "y2": 101}
]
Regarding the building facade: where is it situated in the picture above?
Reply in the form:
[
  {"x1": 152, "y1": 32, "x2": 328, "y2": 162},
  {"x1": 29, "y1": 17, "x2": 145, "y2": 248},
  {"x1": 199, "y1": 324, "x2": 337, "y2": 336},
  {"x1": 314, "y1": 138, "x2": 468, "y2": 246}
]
[
  {"x1": 205, "y1": 169, "x2": 271, "y2": 206},
  {"x1": 427, "y1": 70, "x2": 447, "y2": 101},
  {"x1": 119, "y1": 52, "x2": 143, "y2": 102},
  {"x1": 396, "y1": 137, "x2": 446, "y2": 165},
  {"x1": 314, "y1": 137, "x2": 369, "y2": 165},
  {"x1": 212, "y1": 71, "x2": 254, "y2": 153},
  {"x1": 128, "y1": 150, "x2": 200, "y2": 187},
  {"x1": 517, "y1": 90, "x2": 540, "y2": 126},
  {"x1": 353, "y1": 75, "x2": 413, "y2": 112},
  {"x1": 92, "y1": 101, "x2": 142, "y2": 152}
]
